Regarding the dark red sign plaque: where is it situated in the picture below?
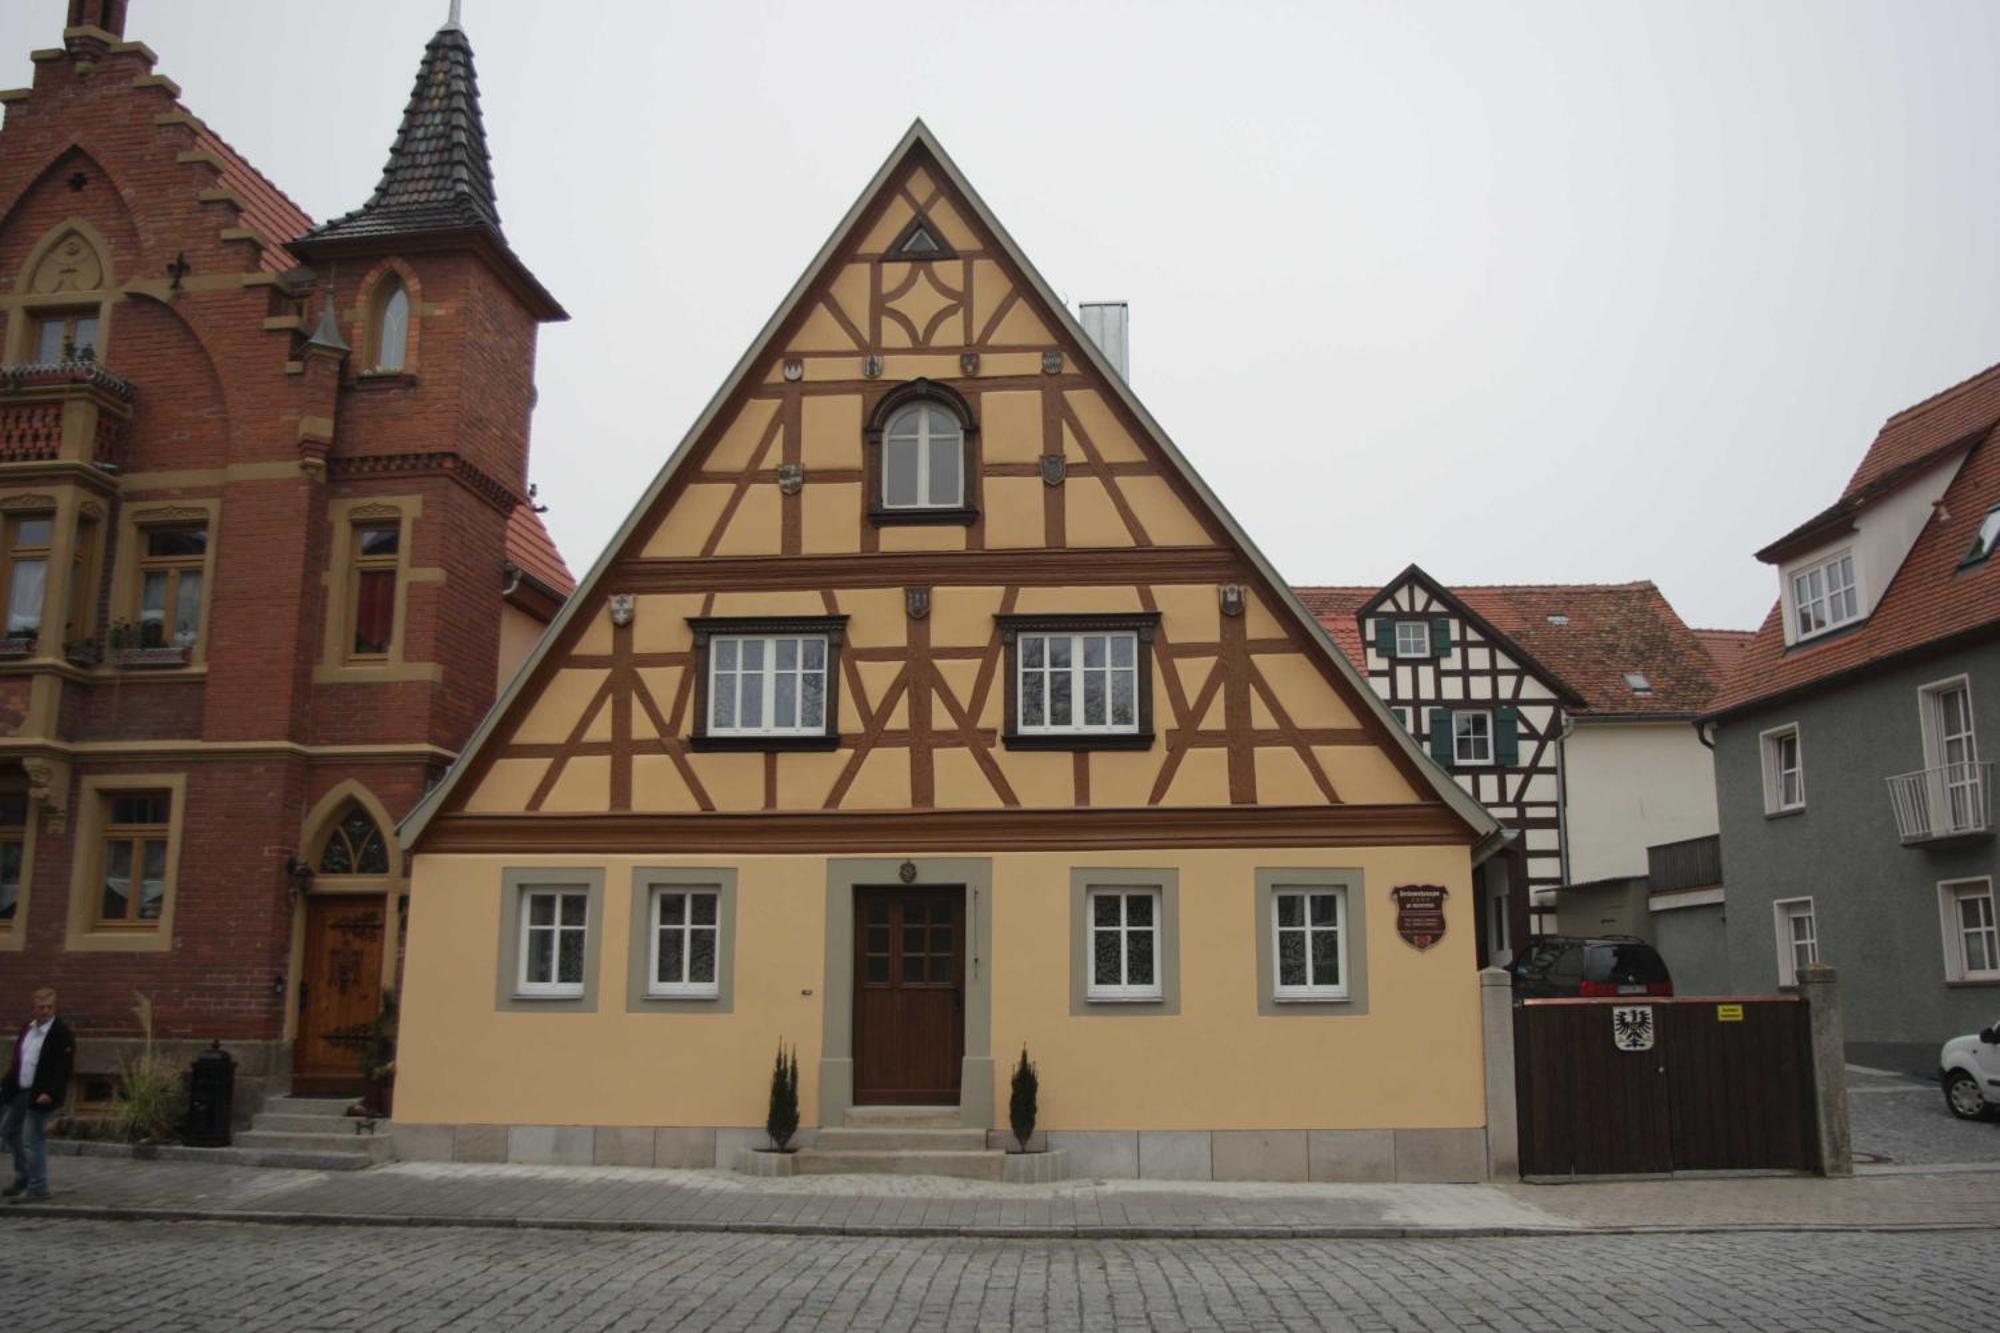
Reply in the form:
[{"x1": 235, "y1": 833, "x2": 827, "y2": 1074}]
[{"x1": 1391, "y1": 885, "x2": 1449, "y2": 950}]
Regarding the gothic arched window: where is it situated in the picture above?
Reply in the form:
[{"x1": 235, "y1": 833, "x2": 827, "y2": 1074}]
[
  {"x1": 369, "y1": 278, "x2": 410, "y2": 372},
  {"x1": 318, "y1": 800, "x2": 390, "y2": 876}
]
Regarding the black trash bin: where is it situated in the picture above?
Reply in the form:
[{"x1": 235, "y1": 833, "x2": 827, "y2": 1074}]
[{"x1": 186, "y1": 1041, "x2": 235, "y2": 1147}]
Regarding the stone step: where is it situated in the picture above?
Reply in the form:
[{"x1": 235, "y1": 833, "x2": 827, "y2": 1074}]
[
  {"x1": 795, "y1": 1149, "x2": 1005, "y2": 1180},
  {"x1": 260, "y1": 1096, "x2": 361, "y2": 1117},
  {"x1": 234, "y1": 1129, "x2": 393, "y2": 1162},
  {"x1": 842, "y1": 1105, "x2": 963, "y2": 1130},
  {"x1": 814, "y1": 1126, "x2": 989, "y2": 1152},
  {"x1": 252, "y1": 1113, "x2": 377, "y2": 1135}
]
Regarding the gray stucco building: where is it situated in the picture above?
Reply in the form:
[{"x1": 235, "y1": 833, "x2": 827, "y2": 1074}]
[{"x1": 1704, "y1": 361, "x2": 2000, "y2": 1075}]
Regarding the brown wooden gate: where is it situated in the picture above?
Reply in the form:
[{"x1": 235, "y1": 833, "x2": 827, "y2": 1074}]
[
  {"x1": 1515, "y1": 996, "x2": 1818, "y2": 1177},
  {"x1": 294, "y1": 895, "x2": 388, "y2": 1097}
]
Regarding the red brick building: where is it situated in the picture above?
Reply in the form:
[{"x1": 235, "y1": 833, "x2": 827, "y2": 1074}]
[{"x1": 0, "y1": 1, "x2": 571, "y2": 1109}]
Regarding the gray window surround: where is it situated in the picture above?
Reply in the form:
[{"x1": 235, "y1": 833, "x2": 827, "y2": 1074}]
[
  {"x1": 495, "y1": 868, "x2": 605, "y2": 1013},
  {"x1": 1254, "y1": 868, "x2": 1369, "y2": 1017},
  {"x1": 821, "y1": 858, "x2": 994, "y2": 1130},
  {"x1": 625, "y1": 867, "x2": 738, "y2": 1014},
  {"x1": 1068, "y1": 868, "x2": 1180, "y2": 1016}
]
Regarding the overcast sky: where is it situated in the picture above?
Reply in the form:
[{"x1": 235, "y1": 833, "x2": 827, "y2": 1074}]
[{"x1": 9, "y1": 1, "x2": 1999, "y2": 630}]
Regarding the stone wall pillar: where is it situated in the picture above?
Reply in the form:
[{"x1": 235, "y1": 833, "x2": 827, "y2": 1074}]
[
  {"x1": 1798, "y1": 962, "x2": 1853, "y2": 1177},
  {"x1": 1479, "y1": 966, "x2": 1519, "y2": 1179}
]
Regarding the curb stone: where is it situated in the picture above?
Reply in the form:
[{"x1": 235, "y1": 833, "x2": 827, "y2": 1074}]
[{"x1": 4, "y1": 1202, "x2": 1998, "y2": 1241}]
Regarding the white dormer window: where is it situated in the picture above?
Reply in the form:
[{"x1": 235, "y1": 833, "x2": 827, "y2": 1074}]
[
  {"x1": 1791, "y1": 551, "x2": 1858, "y2": 640},
  {"x1": 1394, "y1": 621, "x2": 1431, "y2": 658}
]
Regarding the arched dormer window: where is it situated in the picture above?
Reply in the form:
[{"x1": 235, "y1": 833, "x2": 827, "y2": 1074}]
[
  {"x1": 317, "y1": 800, "x2": 390, "y2": 876},
  {"x1": 865, "y1": 379, "x2": 977, "y2": 526},
  {"x1": 368, "y1": 278, "x2": 410, "y2": 373}
]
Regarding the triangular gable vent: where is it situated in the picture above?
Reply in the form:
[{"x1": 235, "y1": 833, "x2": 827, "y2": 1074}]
[{"x1": 888, "y1": 213, "x2": 956, "y2": 259}]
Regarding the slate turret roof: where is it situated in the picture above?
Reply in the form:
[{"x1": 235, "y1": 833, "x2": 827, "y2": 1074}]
[{"x1": 300, "y1": 21, "x2": 500, "y2": 246}]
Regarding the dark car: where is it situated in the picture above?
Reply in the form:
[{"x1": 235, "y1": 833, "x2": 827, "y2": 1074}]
[{"x1": 1508, "y1": 935, "x2": 1674, "y2": 999}]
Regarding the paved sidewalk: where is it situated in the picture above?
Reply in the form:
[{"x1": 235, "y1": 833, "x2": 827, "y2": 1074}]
[{"x1": 11, "y1": 1155, "x2": 2000, "y2": 1239}]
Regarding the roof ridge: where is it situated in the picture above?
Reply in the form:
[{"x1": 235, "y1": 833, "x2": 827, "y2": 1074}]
[{"x1": 1879, "y1": 355, "x2": 2000, "y2": 429}]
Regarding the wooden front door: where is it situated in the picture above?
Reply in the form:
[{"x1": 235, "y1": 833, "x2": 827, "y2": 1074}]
[
  {"x1": 294, "y1": 895, "x2": 387, "y2": 1096},
  {"x1": 853, "y1": 887, "x2": 964, "y2": 1105}
]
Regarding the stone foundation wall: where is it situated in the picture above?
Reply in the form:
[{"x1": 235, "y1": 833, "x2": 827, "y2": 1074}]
[{"x1": 70, "y1": 1036, "x2": 289, "y2": 1129}]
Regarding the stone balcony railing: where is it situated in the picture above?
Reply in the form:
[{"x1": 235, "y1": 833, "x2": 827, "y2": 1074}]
[
  {"x1": 0, "y1": 359, "x2": 135, "y2": 469},
  {"x1": 1886, "y1": 761, "x2": 1993, "y2": 845}
]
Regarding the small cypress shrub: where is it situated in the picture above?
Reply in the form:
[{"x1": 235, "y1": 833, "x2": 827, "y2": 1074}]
[
  {"x1": 1008, "y1": 1045, "x2": 1039, "y2": 1151},
  {"x1": 766, "y1": 1041, "x2": 800, "y2": 1151}
]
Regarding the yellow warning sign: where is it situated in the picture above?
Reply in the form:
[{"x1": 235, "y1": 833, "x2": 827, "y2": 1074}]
[{"x1": 1716, "y1": 1004, "x2": 1744, "y2": 1022}]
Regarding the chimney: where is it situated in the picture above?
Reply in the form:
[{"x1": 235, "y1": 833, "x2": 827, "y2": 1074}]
[
  {"x1": 66, "y1": 0, "x2": 128, "y2": 39},
  {"x1": 1078, "y1": 302, "x2": 1129, "y2": 380}
]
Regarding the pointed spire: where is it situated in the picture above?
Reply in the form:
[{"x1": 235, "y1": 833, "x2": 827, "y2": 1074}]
[
  {"x1": 305, "y1": 278, "x2": 349, "y2": 355},
  {"x1": 298, "y1": 16, "x2": 502, "y2": 245}
]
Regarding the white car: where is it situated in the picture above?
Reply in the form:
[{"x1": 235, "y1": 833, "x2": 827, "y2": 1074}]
[{"x1": 1941, "y1": 1020, "x2": 2000, "y2": 1121}]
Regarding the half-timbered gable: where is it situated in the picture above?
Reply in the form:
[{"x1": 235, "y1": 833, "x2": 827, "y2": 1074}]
[{"x1": 393, "y1": 125, "x2": 1505, "y2": 1182}]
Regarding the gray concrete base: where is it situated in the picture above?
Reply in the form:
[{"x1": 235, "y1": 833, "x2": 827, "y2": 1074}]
[
  {"x1": 1000, "y1": 1149, "x2": 1068, "y2": 1183},
  {"x1": 735, "y1": 1148, "x2": 798, "y2": 1177},
  {"x1": 391, "y1": 1122, "x2": 1486, "y2": 1182}
]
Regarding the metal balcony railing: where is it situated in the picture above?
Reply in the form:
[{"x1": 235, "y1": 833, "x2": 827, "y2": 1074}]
[{"x1": 1886, "y1": 762, "x2": 1994, "y2": 844}]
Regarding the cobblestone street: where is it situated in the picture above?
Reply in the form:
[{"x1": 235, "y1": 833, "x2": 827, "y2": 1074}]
[{"x1": 9, "y1": 1216, "x2": 1990, "y2": 1332}]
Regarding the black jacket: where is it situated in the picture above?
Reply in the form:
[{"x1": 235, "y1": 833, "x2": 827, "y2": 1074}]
[{"x1": 2, "y1": 1017, "x2": 75, "y2": 1109}]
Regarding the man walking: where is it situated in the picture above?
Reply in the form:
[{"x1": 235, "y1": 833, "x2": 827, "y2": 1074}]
[{"x1": 2, "y1": 988, "x2": 75, "y2": 1202}]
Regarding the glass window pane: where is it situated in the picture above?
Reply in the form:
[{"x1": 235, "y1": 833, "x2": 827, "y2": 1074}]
[
  {"x1": 1022, "y1": 636, "x2": 1044, "y2": 670},
  {"x1": 930, "y1": 926, "x2": 953, "y2": 954},
  {"x1": 1278, "y1": 930, "x2": 1306, "y2": 987},
  {"x1": 1049, "y1": 637, "x2": 1072, "y2": 669},
  {"x1": 715, "y1": 639, "x2": 738, "y2": 671},
  {"x1": 1049, "y1": 666, "x2": 1071, "y2": 726},
  {"x1": 34, "y1": 320, "x2": 64, "y2": 364},
  {"x1": 801, "y1": 671, "x2": 825, "y2": 729},
  {"x1": 1083, "y1": 669, "x2": 1105, "y2": 725},
  {"x1": 903, "y1": 954, "x2": 925, "y2": 982},
  {"x1": 930, "y1": 955, "x2": 953, "y2": 982},
  {"x1": 1276, "y1": 894, "x2": 1303, "y2": 928},
  {"x1": 1093, "y1": 894, "x2": 1121, "y2": 928},
  {"x1": 1311, "y1": 928, "x2": 1341, "y2": 986},
  {"x1": 1021, "y1": 669, "x2": 1044, "y2": 728},
  {"x1": 657, "y1": 928, "x2": 684, "y2": 984},
  {"x1": 146, "y1": 527, "x2": 207, "y2": 558},
  {"x1": 689, "y1": 927, "x2": 716, "y2": 983},
  {"x1": 352, "y1": 569, "x2": 396, "y2": 653},
  {"x1": 659, "y1": 893, "x2": 685, "y2": 926},
  {"x1": 357, "y1": 525, "x2": 400, "y2": 557},
  {"x1": 7, "y1": 558, "x2": 45, "y2": 636},
  {"x1": 902, "y1": 925, "x2": 925, "y2": 953},
  {"x1": 712, "y1": 673, "x2": 736, "y2": 728},
  {"x1": 885, "y1": 438, "x2": 919, "y2": 507},
  {"x1": 926, "y1": 434, "x2": 959, "y2": 507},
  {"x1": 1112, "y1": 672, "x2": 1135, "y2": 727},
  {"x1": 740, "y1": 639, "x2": 764, "y2": 670},
  {"x1": 72, "y1": 317, "x2": 99, "y2": 357},
  {"x1": 139, "y1": 570, "x2": 167, "y2": 645},
  {"x1": 775, "y1": 671, "x2": 796, "y2": 728},
  {"x1": 803, "y1": 638, "x2": 826, "y2": 670},
  {"x1": 691, "y1": 893, "x2": 717, "y2": 926},
  {"x1": 526, "y1": 929, "x2": 554, "y2": 983},
  {"x1": 1093, "y1": 929, "x2": 1122, "y2": 986},
  {"x1": 528, "y1": 893, "x2": 554, "y2": 926},
  {"x1": 1082, "y1": 637, "x2": 1105, "y2": 668},
  {"x1": 776, "y1": 639, "x2": 798, "y2": 670},
  {"x1": 560, "y1": 893, "x2": 587, "y2": 927},
  {"x1": 173, "y1": 571, "x2": 203, "y2": 645},
  {"x1": 102, "y1": 840, "x2": 133, "y2": 920},
  {"x1": 15, "y1": 519, "x2": 49, "y2": 549},
  {"x1": 139, "y1": 839, "x2": 166, "y2": 919},
  {"x1": 1128, "y1": 927, "x2": 1154, "y2": 986},
  {"x1": 1310, "y1": 894, "x2": 1338, "y2": 926},
  {"x1": 1110, "y1": 635, "x2": 1134, "y2": 668},
  {"x1": 1126, "y1": 894, "x2": 1153, "y2": 927},
  {"x1": 864, "y1": 956, "x2": 889, "y2": 983},
  {"x1": 557, "y1": 927, "x2": 585, "y2": 983},
  {"x1": 866, "y1": 926, "x2": 890, "y2": 954},
  {"x1": 740, "y1": 670, "x2": 763, "y2": 727}
]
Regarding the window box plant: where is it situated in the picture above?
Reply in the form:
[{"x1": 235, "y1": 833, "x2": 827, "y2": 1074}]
[
  {"x1": 108, "y1": 619, "x2": 192, "y2": 669},
  {"x1": 64, "y1": 638, "x2": 101, "y2": 667},
  {"x1": 0, "y1": 635, "x2": 36, "y2": 660}
]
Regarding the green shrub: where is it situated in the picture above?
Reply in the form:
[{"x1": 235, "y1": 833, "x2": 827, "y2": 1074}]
[
  {"x1": 115, "y1": 1054, "x2": 187, "y2": 1145},
  {"x1": 1008, "y1": 1045, "x2": 1038, "y2": 1151},
  {"x1": 765, "y1": 1041, "x2": 800, "y2": 1151}
]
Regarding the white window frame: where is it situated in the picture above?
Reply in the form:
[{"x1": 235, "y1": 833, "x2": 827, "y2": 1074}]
[
  {"x1": 518, "y1": 886, "x2": 589, "y2": 997},
  {"x1": 880, "y1": 402, "x2": 964, "y2": 510},
  {"x1": 1919, "y1": 675, "x2": 1981, "y2": 833},
  {"x1": 1017, "y1": 631, "x2": 1141, "y2": 736},
  {"x1": 1453, "y1": 710, "x2": 1494, "y2": 766},
  {"x1": 1939, "y1": 878, "x2": 1999, "y2": 983},
  {"x1": 647, "y1": 886, "x2": 722, "y2": 999},
  {"x1": 1085, "y1": 886, "x2": 1162, "y2": 1001},
  {"x1": 706, "y1": 633, "x2": 830, "y2": 738},
  {"x1": 1394, "y1": 620, "x2": 1431, "y2": 659},
  {"x1": 1761, "y1": 724, "x2": 1804, "y2": 814},
  {"x1": 1773, "y1": 896, "x2": 1818, "y2": 988},
  {"x1": 1962, "y1": 505, "x2": 2000, "y2": 565},
  {"x1": 1272, "y1": 886, "x2": 1349, "y2": 1001},
  {"x1": 1790, "y1": 550, "x2": 1860, "y2": 641}
]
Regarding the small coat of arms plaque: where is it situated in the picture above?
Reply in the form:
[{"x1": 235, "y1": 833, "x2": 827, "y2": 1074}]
[
  {"x1": 1390, "y1": 885, "x2": 1448, "y2": 950},
  {"x1": 1611, "y1": 1005, "x2": 1655, "y2": 1052}
]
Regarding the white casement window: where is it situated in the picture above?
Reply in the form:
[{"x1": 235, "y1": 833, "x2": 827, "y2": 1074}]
[
  {"x1": 1019, "y1": 631, "x2": 1139, "y2": 734},
  {"x1": 881, "y1": 402, "x2": 963, "y2": 510},
  {"x1": 1273, "y1": 887, "x2": 1348, "y2": 1000},
  {"x1": 1921, "y1": 678, "x2": 1982, "y2": 834},
  {"x1": 1087, "y1": 887, "x2": 1161, "y2": 1000},
  {"x1": 1965, "y1": 505, "x2": 2000, "y2": 566},
  {"x1": 1394, "y1": 621, "x2": 1430, "y2": 658},
  {"x1": 1940, "y1": 879, "x2": 1999, "y2": 982},
  {"x1": 519, "y1": 887, "x2": 589, "y2": 996},
  {"x1": 649, "y1": 887, "x2": 721, "y2": 998},
  {"x1": 1761, "y1": 725, "x2": 1804, "y2": 813},
  {"x1": 1453, "y1": 710, "x2": 1494, "y2": 765},
  {"x1": 1773, "y1": 897, "x2": 1818, "y2": 987},
  {"x1": 708, "y1": 634, "x2": 829, "y2": 736},
  {"x1": 1791, "y1": 551, "x2": 1859, "y2": 640}
]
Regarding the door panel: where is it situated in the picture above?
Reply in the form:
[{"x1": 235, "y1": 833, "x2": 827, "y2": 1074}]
[
  {"x1": 294, "y1": 895, "x2": 386, "y2": 1096},
  {"x1": 853, "y1": 887, "x2": 964, "y2": 1105}
]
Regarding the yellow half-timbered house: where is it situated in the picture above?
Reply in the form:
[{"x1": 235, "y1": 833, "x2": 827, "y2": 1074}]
[{"x1": 393, "y1": 123, "x2": 1507, "y2": 1181}]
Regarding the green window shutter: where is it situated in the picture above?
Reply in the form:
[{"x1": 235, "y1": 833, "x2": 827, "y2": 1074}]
[
  {"x1": 1373, "y1": 618, "x2": 1396, "y2": 657},
  {"x1": 1431, "y1": 618, "x2": 1452, "y2": 656},
  {"x1": 1495, "y1": 706, "x2": 1521, "y2": 766},
  {"x1": 1390, "y1": 706, "x2": 1407, "y2": 729},
  {"x1": 1428, "y1": 709, "x2": 1454, "y2": 765}
]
